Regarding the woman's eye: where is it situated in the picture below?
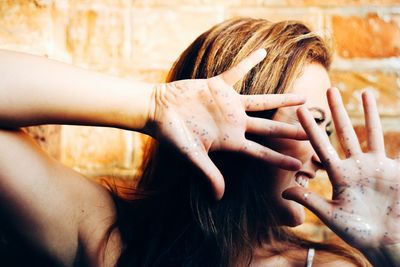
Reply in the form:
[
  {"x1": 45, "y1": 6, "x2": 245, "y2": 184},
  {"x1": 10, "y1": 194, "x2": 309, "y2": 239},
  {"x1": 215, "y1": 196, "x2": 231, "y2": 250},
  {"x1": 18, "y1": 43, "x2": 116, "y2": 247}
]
[
  {"x1": 325, "y1": 121, "x2": 333, "y2": 137},
  {"x1": 313, "y1": 116, "x2": 333, "y2": 136},
  {"x1": 314, "y1": 117, "x2": 324, "y2": 124}
]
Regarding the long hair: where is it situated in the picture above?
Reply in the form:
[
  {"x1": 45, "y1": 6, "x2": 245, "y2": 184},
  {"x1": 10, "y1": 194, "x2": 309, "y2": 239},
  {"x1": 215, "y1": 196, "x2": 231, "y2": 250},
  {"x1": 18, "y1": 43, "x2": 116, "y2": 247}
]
[{"x1": 106, "y1": 18, "x2": 369, "y2": 266}]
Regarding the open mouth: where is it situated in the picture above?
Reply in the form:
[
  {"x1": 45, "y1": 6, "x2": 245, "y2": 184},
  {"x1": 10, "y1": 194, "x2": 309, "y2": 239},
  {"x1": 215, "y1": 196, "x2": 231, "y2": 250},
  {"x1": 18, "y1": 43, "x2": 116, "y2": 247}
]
[{"x1": 295, "y1": 174, "x2": 309, "y2": 188}]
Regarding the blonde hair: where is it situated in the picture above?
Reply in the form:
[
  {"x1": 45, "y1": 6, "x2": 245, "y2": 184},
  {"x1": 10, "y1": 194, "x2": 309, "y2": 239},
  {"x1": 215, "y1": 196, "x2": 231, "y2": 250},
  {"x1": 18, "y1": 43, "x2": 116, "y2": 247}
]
[{"x1": 168, "y1": 18, "x2": 331, "y2": 96}]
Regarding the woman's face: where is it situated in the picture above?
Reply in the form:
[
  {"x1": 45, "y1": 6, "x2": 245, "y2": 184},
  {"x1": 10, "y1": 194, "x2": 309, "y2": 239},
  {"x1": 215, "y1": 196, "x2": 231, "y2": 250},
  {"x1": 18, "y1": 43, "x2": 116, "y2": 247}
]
[{"x1": 260, "y1": 63, "x2": 332, "y2": 227}]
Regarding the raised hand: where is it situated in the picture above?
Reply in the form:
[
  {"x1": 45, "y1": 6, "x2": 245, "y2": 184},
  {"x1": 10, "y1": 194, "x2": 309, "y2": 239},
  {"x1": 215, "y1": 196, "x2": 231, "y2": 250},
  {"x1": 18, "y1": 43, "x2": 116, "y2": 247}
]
[
  {"x1": 149, "y1": 49, "x2": 307, "y2": 200},
  {"x1": 283, "y1": 88, "x2": 400, "y2": 254}
]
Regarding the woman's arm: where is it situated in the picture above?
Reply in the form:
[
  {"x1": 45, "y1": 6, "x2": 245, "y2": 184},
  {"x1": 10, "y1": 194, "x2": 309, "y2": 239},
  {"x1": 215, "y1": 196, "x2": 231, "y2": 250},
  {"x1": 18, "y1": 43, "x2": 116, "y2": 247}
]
[
  {"x1": 283, "y1": 88, "x2": 400, "y2": 266},
  {"x1": 0, "y1": 49, "x2": 153, "y2": 131},
  {"x1": 0, "y1": 128, "x2": 119, "y2": 266},
  {"x1": 0, "y1": 49, "x2": 310, "y2": 199}
]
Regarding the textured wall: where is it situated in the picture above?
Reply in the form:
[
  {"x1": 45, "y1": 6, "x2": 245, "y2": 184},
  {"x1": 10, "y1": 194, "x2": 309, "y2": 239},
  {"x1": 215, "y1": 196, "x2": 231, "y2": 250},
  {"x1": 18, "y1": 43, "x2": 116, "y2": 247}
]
[{"x1": 1, "y1": 0, "x2": 399, "y2": 242}]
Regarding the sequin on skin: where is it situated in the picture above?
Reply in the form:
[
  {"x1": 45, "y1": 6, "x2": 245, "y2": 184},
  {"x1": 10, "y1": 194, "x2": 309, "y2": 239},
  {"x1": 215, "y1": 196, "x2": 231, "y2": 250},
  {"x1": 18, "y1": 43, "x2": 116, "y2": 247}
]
[{"x1": 327, "y1": 146, "x2": 335, "y2": 155}]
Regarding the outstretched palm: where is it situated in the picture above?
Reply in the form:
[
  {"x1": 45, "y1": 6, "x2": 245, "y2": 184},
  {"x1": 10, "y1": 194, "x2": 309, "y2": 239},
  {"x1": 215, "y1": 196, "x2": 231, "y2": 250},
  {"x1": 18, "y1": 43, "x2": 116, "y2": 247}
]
[
  {"x1": 284, "y1": 88, "x2": 400, "y2": 251},
  {"x1": 150, "y1": 49, "x2": 307, "y2": 200},
  {"x1": 326, "y1": 154, "x2": 400, "y2": 248}
]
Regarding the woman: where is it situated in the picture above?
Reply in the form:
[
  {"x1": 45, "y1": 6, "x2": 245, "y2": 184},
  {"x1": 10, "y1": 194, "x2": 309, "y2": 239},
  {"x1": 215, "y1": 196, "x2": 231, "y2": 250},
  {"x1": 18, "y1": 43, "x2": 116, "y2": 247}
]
[
  {"x1": 109, "y1": 18, "x2": 400, "y2": 266},
  {"x1": 0, "y1": 21, "x2": 309, "y2": 266},
  {"x1": 0, "y1": 18, "x2": 399, "y2": 266}
]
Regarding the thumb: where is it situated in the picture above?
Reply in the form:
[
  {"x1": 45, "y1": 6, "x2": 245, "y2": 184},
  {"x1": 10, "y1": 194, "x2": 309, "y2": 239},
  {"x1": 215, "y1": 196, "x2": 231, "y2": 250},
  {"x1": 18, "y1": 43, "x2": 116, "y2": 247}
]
[
  {"x1": 187, "y1": 149, "x2": 225, "y2": 200},
  {"x1": 282, "y1": 186, "x2": 331, "y2": 221}
]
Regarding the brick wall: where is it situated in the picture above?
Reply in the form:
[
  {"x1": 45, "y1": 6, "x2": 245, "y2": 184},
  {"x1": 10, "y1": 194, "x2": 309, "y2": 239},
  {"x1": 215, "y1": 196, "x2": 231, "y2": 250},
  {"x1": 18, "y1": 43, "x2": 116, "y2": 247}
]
[{"x1": 1, "y1": 0, "x2": 399, "y2": 242}]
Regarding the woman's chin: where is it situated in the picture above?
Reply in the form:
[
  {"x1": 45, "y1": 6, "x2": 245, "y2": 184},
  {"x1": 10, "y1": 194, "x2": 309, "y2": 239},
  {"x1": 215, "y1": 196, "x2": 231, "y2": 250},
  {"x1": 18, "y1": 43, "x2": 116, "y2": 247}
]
[{"x1": 279, "y1": 203, "x2": 306, "y2": 227}]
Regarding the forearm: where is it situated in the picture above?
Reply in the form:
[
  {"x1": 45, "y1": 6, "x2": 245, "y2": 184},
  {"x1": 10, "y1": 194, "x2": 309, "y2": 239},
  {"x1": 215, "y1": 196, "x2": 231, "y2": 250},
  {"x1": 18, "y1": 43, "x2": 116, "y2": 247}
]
[{"x1": 0, "y1": 50, "x2": 154, "y2": 133}]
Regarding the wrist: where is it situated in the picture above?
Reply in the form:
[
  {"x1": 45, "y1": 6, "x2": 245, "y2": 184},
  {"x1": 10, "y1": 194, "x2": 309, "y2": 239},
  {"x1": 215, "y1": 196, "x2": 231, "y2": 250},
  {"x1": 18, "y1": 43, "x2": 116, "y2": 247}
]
[
  {"x1": 141, "y1": 82, "x2": 160, "y2": 137},
  {"x1": 121, "y1": 81, "x2": 157, "y2": 135}
]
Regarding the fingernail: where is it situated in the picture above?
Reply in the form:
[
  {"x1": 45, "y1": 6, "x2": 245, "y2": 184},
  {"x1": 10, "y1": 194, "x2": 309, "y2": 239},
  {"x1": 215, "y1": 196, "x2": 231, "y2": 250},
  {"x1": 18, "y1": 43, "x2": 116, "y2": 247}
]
[{"x1": 255, "y1": 48, "x2": 267, "y2": 59}]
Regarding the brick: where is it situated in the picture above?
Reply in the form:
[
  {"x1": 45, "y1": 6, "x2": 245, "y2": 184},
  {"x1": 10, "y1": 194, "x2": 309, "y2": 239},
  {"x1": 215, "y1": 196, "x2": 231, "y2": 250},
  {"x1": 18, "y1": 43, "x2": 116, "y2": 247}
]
[
  {"x1": 68, "y1": 0, "x2": 130, "y2": 8},
  {"x1": 131, "y1": 68, "x2": 169, "y2": 82},
  {"x1": 23, "y1": 125, "x2": 62, "y2": 160},
  {"x1": 227, "y1": 7, "x2": 323, "y2": 31},
  {"x1": 132, "y1": 0, "x2": 241, "y2": 6},
  {"x1": 0, "y1": 1, "x2": 53, "y2": 54},
  {"x1": 130, "y1": 7, "x2": 224, "y2": 69},
  {"x1": 109, "y1": 68, "x2": 169, "y2": 83},
  {"x1": 332, "y1": 13, "x2": 400, "y2": 58},
  {"x1": 243, "y1": 0, "x2": 400, "y2": 6},
  {"x1": 330, "y1": 71, "x2": 400, "y2": 116},
  {"x1": 66, "y1": 5, "x2": 129, "y2": 66},
  {"x1": 60, "y1": 126, "x2": 138, "y2": 174},
  {"x1": 353, "y1": 125, "x2": 400, "y2": 158}
]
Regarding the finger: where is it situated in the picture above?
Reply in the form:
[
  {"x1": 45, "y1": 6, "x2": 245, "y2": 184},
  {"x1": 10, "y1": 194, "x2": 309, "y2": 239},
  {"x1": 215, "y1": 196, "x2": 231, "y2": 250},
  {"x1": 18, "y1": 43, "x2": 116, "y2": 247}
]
[
  {"x1": 218, "y1": 49, "x2": 267, "y2": 86},
  {"x1": 246, "y1": 117, "x2": 307, "y2": 140},
  {"x1": 327, "y1": 87, "x2": 362, "y2": 157},
  {"x1": 240, "y1": 140, "x2": 302, "y2": 171},
  {"x1": 362, "y1": 90, "x2": 385, "y2": 153},
  {"x1": 241, "y1": 93, "x2": 306, "y2": 112},
  {"x1": 282, "y1": 186, "x2": 332, "y2": 223},
  {"x1": 297, "y1": 107, "x2": 341, "y2": 173},
  {"x1": 186, "y1": 149, "x2": 225, "y2": 200}
]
